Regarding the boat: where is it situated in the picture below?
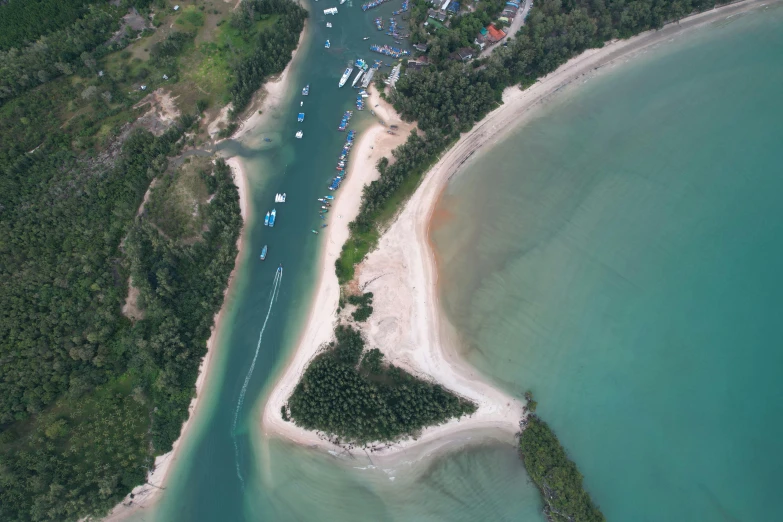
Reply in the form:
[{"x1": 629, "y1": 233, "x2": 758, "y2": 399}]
[
  {"x1": 264, "y1": 212, "x2": 270, "y2": 226},
  {"x1": 312, "y1": 230, "x2": 319, "y2": 234},
  {"x1": 259, "y1": 245, "x2": 268, "y2": 261},
  {"x1": 325, "y1": 195, "x2": 334, "y2": 200},
  {"x1": 325, "y1": 40, "x2": 331, "y2": 49},
  {"x1": 338, "y1": 67, "x2": 353, "y2": 88},
  {"x1": 264, "y1": 137, "x2": 272, "y2": 142},
  {"x1": 322, "y1": 224, "x2": 328, "y2": 228},
  {"x1": 318, "y1": 198, "x2": 325, "y2": 202},
  {"x1": 323, "y1": 7, "x2": 338, "y2": 14},
  {"x1": 295, "y1": 130, "x2": 303, "y2": 139},
  {"x1": 351, "y1": 69, "x2": 364, "y2": 87},
  {"x1": 277, "y1": 263, "x2": 283, "y2": 273},
  {"x1": 340, "y1": 0, "x2": 347, "y2": 3},
  {"x1": 302, "y1": 84, "x2": 310, "y2": 95},
  {"x1": 326, "y1": 22, "x2": 332, "y2": 27},
  {"x1": 363, "y1": 36, "x2": 370, "y2": 40},
  {"x1": 269, "y1": 209, "x2": 277, "y2": 227},
  {"x1": 281, "y1": 193, "x2": 286, "y2": 203},
  {"x1": 298, "y1": 112, "x2": 305, "y2": 122}
]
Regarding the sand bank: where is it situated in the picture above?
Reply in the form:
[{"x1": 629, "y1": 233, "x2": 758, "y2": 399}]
[
  {"x1": 260, "y1": 86, "x2": 419, "y2": 456},
  {"x1": 260, "y1": 0, "x2": 772, "y2": 462},
  {"x1": 103, "y1": 18, "x2": 309, "y2": 522}
]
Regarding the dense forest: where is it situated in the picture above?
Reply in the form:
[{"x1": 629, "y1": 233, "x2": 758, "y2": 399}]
[
  {"x1": 337, "y1": 0, "x2": 725, "y2": 281},
  {"x1": 519, "y1": 413, "x2": 605, "y2": 522},
  {"x1": 0, "y1": 0, "x2": 305, "y2": 519},
  {"x1": 227, "y1": 0, "x2": 308, "y2": 114},
  {"x1": 286, "y1": 324, "x2": 476, "y2": 444}
]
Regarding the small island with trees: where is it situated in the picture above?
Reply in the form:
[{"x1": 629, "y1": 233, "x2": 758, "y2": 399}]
[
  {"x1": 518, "y1": 392, "x2": 605, "y2": 522},
  {"x1": 284, "y1": 323, "x2": 476, "y2": 446}
]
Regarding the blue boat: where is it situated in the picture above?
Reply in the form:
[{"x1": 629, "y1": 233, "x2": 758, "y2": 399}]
[
  {"x1": 302, "y1": 84, "x2": 310, "y2": 95},
  {"x1": 264, "y1": 212, "x2": 270, "y2": 226},
  {"x1": 325, "y1": 40, "x2": 331, "y2": 49},
  {"x1": 269, "y1": 209, "x2": 277, "y2": 227},
  {"x1": 264, "y1": 137, "x2": 272, "y2": 142},
  {"x1": 298, "y1": 113, "x2": 305, "y2": 122},
  {"x1": 259, "y1": 245, "x2": 268, "y2": 261}
]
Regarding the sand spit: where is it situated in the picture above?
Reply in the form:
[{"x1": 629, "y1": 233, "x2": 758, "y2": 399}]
[{"x1": 261, "y1": 0, "x2": 773, "y2": 463}]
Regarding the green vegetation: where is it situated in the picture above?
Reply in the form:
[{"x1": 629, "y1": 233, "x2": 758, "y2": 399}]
[
  {"x1": 347, "y1": 292, "x2": 374, "y2": 322},
  {"x1": 0, "y1": 0, "x2": 306, "y2": 519},
  {"x1": 226, "y1": 0, "x2": 307, "y2": 115},
  {"x1": 286, "y1": 325, "x2": 476, "y2": 444},
  {"x1": 336, "y1": 0, "x2": 727, "y2": 284},
  {"x1": 0, "y1": 0, "x2": 106, "y2": 51},
  {"x1": 519, "y1": 414, "x2": 604, "y2": 522}
]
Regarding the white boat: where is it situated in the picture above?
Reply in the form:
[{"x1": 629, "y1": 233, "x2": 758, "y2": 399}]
[
  {"x1": 338, "y1": 67, "x2": 353, "y2": 88},
  {"x1": 281, "y1": 193, "x2": 286, "y2": 203},
  {"x1": 363, "y1": 37, "x2": 370, "y2": 40},
  {"x1": 351, "y1": 69, "x2": 364, "y2": 87},
  {"x1": 324, "y1": 7, "x2": 338, "y2": 14},
  {"x1": 340, "y1": 0, "x2": 347, "y2": 3},
  {"x1": 326, "y1": 22, "x2": 332, "y2": 27},
  {"x1": 295, "y1": 130, "x2": 303, "y2": 139},
  {"x1": 300, "y1": 101, "x2": 303, "y2": 106}
]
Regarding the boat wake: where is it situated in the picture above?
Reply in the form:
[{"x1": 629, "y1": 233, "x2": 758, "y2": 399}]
[{"x1": 232, "y1": 267, "x2": 283, "y2": 487}]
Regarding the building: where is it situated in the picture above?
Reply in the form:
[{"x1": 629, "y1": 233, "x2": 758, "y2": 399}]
[
  {"x1": 441, "y1": 0, "x2": 450, "y2": 10},
  {"x1": 447, "y1": 1, "x2": 460, "y2": 12},
  {"x1": 427, "y1": 8, "x2": 447, "y2": 21},
  {"x1": 406, "y1": 61, "x2": 430, "y2": 73},
  {"x1": 413, "y1": 43, "x2": 429, "y2": 53},
  {"x1": 486, "y1": 24, "x2": 506, "y2": 43},
  {"x1": 474, "y1": 34, "x2": 486, "y2": 50},
  {"x1": 449, "y1": 47, "x2": 473, "y2": 61}
]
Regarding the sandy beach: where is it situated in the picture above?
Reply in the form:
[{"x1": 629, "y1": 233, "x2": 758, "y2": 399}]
[
  {"x1": 261, "y1": 0, "x2": 772, "y2": 462},
  {"x1": 103, "y1": 19, "x2": 307, "y2": 522},
  {"x1": 260, "y1": 86, "x2": 420, "y2": 455}
]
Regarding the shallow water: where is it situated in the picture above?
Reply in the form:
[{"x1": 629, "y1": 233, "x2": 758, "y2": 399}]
[{"x1": 432, "y1": 5, "x2": 783, "y2": 521}]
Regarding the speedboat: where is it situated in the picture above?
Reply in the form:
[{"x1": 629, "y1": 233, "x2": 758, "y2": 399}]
[
  {"x1": 277, "y1": 263, "x2": 283, "y2": 273},
  {"x1": 325, "y1": 40, "x2": 331, "y2": 49},
  {"x1": 264, "y1": 212, "x2": 270, "y2": 226},
  {"x1": 295, "y1": 130, "x2": 303, "y2": 139},
  {"x1": 269, "y1": 209, "x2": 277, "y2": 227},
  {"x1": 300, "y1": 101, "x2": 303, "y2": 107},
  {"x1": 298, "y1": 112, "x2": 305, "y2": 122},
  {"x1": 312, "y1": 230, "x2": 319, "y2": 235},
  {"x1": 326, "y1": 22, "x2": 332, "y2": 28},
  {"x1": 302, "y1": 84, "x2": 310, "y2": 95},
  {"x1": 260, "y1": 245, "x2": 268, "y2": 261},
  {"x1": 363, "y1": 37, "x2": 370, "y2": 40}
]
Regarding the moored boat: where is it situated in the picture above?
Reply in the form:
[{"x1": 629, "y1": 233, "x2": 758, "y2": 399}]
[
  {"x1": 325, "y1": 40, "x2": 331, "y2": 49},
  {"x1": 269, "y1": 209, "x2": 277, "y2": 227},
  {"x1": 298, "y1": 112, "x2": 305, "y2": 122},
  {"x1": 264, "y1": 212, "x2": 270, "y2": 226},
  {"x1": 338, "y1": 66, "x2": 353, "y2": 88},
  {"x1": 302, "y1": 84, "x2": 310, "y2": 95},
  {"x1": 260, "y1": 245, "x2": 268, "y2": 261},
  {"x1": 295, "y1": 130, "x2": 303, "y2": 139}
]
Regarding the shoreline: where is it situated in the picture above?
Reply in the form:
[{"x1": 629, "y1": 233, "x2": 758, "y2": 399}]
[
  {"x1": 259, "y1": 0, "x2": 772, "y2": 462},
  {"x1": 102, "y1": 17, "x2": 309, "y2": 522}
]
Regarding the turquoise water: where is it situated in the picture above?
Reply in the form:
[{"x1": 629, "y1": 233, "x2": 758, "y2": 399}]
[{"x1": 432, "y1": 5, "x2": 783, "y2": 521}]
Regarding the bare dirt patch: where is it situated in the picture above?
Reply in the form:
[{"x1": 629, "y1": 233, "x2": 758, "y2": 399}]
[{"x1": 134, "y1": 89, "x2": 182, "y2": 135}]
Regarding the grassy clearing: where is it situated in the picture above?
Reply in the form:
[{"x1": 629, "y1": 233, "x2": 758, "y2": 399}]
[{"x1": 146, "y1": 155, "x2": 212, "y2": 240}]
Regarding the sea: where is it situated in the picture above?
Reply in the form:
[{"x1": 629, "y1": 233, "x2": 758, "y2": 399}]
[
  {"x1": 431, "y1": 4, "x2": 783, "y2": 521},
  {"x1": 128, "y1": 2, "x2": 783, "y2": 521}
]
